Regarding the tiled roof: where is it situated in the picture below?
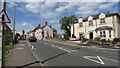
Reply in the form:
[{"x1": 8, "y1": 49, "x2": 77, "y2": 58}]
[{"x1": 83, "y1": 13, "x2": 120, "y2": 22}]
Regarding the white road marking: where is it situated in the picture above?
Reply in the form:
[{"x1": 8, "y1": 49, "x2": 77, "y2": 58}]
[
  {"x1": 99, "y1": 56, "x2": 120, "y2": 63},
  {"x1": 83, "y1": 56, "x2": 105, "y2": 65},
  {"x1": 32, "y1": 46, "x2": 34, "y2": 49},
  {"x1": 52, "y1": 45, "x2": 55, "y2": 47},
  {"x1": 97, "y1": 56, "x2": 105, "y2": 64},
  {"x1": 17, "y1": 48, "x2": 24, "y2": 50}
]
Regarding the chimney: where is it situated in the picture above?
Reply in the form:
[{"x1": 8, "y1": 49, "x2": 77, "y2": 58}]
[
  {"x1": 79, "y1": 16, "x2": 82, "y2": 18},
  {"x1": 45, "y1": 22, "x2": 47, "y2": 25},
  {"x1": 38, "y1": 24, "x2": 41, "y2": 27},
  {"x1": 50, "y1": 26, "x2": 52, "y2": 28}
]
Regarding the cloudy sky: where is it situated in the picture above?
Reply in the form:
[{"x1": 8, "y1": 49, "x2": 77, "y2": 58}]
[{"x1": 0, "y1": 0, "x2": 119, "y2": 35}]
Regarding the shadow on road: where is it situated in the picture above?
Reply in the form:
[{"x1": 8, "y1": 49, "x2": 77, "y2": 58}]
[
  {"x1": 16, "y1": 61, "x2": 41, "y2": 68},
  {"x1": 41, "y1": 52, "x2": 67, "y2": 64},
  {"x1": 17, "y1": 52, "x2": 68, "y2": 68}
]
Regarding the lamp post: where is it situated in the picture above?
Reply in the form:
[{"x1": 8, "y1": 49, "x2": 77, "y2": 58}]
[{"x1": 13, "y1": 0, "x2": 16, "y2": 44}]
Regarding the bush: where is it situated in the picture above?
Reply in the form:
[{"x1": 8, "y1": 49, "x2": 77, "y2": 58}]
[
  {"x1": 87, "y1": 40, "x2": 101, "y2": 45},
  {"x1": 64, "y1": 34, "x2": 70, "y2": 40},
  {"x1": 72, "y1": 36, "x2": 76, "y2": 38},
  {"x1": 100, "y1": 39, "x2": 106, "y2": 42},
  {"x1": 107, "y1": 39, "x2": 110, "y2": 43},
  {"x1": 113, "y1": 38, "x2": 120, "y2": 44},
  {"x1": 81, "y1": 37, "x2": 88, "y2": 43},
  {"x1": 94, "y1": 37, "x2": 100, "y2": 41}
]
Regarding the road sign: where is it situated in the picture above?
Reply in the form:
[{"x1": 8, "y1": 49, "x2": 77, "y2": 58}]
[
  {"x1": 12, "y1": 29, "x2": 16, "y2": 31},
  {"x1": 0, "y1": 9, "x2": 11, "y2": 23}
]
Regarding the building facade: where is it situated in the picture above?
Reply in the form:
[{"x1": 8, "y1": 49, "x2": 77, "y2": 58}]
[
  {"x1": 71, "y1": 13, "x2": 120, "y2": 40},
  {"x1": 28, "y1": 22, "x2": 57, "y2": 40}
]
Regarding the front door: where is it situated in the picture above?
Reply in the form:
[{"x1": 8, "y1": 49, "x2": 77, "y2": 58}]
[{"x1": 89, "y1": 32, "x2": 93, "y2": 39}]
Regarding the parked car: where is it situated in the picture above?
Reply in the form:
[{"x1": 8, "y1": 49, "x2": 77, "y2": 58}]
[
  {"x1": 28, "y1": 36, "x2": 37, "y2": 42},
  {"x1": 18, "y1": 36, "x2": 22, "y2": 40}
]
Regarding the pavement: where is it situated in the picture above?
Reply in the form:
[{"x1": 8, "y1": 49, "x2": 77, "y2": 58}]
[
  {"x1": 5, "y1": 40, "x2": 41, "y2": 68},
  {"x1": 28, "y1": 39, "x2": 119, "y2": 67}
]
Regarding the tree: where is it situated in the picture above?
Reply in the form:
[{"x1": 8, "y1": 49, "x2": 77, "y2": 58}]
[
  {"x1": 59, "y1": 14, "x2": 78, "y2": 36},
  {"x1": 16, "y1": 33, "x2": 20, "y2": 36}
]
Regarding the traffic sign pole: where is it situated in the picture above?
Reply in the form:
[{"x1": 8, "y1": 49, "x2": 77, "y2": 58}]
[{"x1": 0, "y1": 0, "x2": 6, "y2": 67}]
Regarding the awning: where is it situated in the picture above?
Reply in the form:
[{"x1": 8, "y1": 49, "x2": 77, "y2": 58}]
[
  {"x1": 95, "y1": 26, "x2": 113, "y2": 31},
  {"x1": 88, "y1": 30, "x2": 94, "y2": 32}
]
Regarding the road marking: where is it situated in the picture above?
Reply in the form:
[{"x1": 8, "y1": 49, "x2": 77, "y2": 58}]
[
  {"x1": 32, "y1": 46, "x2": 34, "y2": 49},
  {"x1": 20, "y1": 44, "x2": 25, "y2": 46},
  {"x1": 17, "y1": 48, "x2": 24, "y2": 50},
  {"x1": 99, "y1": 56, "x2": 120, "y2": 63},
  {"x1": 83, "y1": 56, "x2": 105, "y2": 65},
  {"x1": 45, "y1": 42, "x2": 47, "y2": 44},
  {"x1": 52, "y1": 45, "x2": 55, "y2": 47}
]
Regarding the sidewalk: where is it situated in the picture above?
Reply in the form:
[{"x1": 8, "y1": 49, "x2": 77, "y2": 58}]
[
  {"x1": 45, "y1": 37, "x2": 81, "y2": 45},
  {"x1": 5, "y1": 40, "x2": 41, "y2": 67}
]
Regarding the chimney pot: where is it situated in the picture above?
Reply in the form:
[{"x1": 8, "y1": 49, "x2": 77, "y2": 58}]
[
  {"x1": 38, "y1": 24, "x2": 41, "y2": 27},
  {"x1": 45, "y1": 22, "x2": 47, "y2": 25},
  {"x1": 50, "y1": 26, "x2": 52, "y2": 28},
  {"x1": 79, "y1": 16, "x2": 82, "y2": 18}
]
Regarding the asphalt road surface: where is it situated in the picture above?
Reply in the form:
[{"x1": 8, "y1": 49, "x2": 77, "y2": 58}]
[{"x1": 27, "y1": 40, "x2": 119, "y2": 67}]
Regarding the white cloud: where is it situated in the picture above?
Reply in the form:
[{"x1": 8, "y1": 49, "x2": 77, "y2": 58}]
[
  {"x1": 8, "y1": 2, "x2": 18, "y2": 8},
  {"x1": 16, "y1": 22, "x2": 34, "y2": 34},
  {"x1": 99, "y1": 2, "x2": 117, "y2": 10}
]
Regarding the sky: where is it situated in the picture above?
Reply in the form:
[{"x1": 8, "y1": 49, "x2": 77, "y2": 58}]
[{"x1": 0, "y1": 0, "x2": 119, "y2": 35}]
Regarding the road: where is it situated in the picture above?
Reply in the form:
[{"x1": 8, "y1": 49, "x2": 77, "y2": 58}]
[{"x1": 27, "y1": 40, "x2": 119, "y2": 67}]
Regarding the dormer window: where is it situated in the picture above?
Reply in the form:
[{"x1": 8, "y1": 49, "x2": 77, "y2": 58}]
[
  {"x1": 100, "y1": 18, "x2": 105, "y2": 23},
  {"x1": 89, "y1": 21, "x2": 93, "y2": 25},
  {"x1": 79, "y1": 22, "x2": 83, "y2": 27}
]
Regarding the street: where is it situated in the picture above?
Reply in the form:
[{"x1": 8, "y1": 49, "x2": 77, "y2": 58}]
[{"x1": 27, "y1": 40, "x2": 119, "y2": 67}]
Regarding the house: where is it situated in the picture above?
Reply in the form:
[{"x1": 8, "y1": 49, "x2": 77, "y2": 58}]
[
  {"x1": 31, "y1": 22, "x2": 57, "y2": 40},
  {"x1": 0, "y1": 23, "x2": 12, "y2": 34},
  {"x1": 71, "y1": 12, "x2": 120, "y2": 40}
]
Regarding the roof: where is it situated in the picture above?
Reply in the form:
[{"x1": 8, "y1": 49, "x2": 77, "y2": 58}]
[
  {"x1": 83, "y1": 13, "x2": 120, "y2": 22},
  {"x1": 95, "y1": 26, "x2": 113, "y2": 31},
  {"x1": 32, "y1": 23, "x2": 57, "y2": 33}
]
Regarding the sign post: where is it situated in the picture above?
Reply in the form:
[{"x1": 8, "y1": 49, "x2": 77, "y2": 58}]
[{"x1": 0, "y1": 9, "x2": 11, "y2": 68}]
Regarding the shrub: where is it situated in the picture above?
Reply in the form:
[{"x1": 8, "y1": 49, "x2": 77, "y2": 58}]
[
  {"x1": 64, "y1": 34, "x2": 70, "y2": 40},
  {"x1": 107, "y1": 39, "x2": 110, "y2": 43},
  {"x1": 5, "y1": 45, "x2": 14, "y2": 52},
  {"x1": 94, "y1": 37, "x2": 100, "y2": 41},
  {"x1": 81, "y1": 37, "x2": 88, "y2": 43},
  {"x1": 113, "y1": 38, "x2": 120, "y2": 44},
  {"x1": 100, "y1": 39, "x2": 107, "y2": 42},
  {"x1": 72, "y1": 36, "x2": 76, "y2": 38}
]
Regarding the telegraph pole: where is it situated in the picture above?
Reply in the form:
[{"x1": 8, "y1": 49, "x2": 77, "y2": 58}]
[
  {"x1": 0, "y1": 0, "x2": 6, "y2": 67},
  {"x1": 13, "y1": 0, "x2": 16, "y2": 44}
]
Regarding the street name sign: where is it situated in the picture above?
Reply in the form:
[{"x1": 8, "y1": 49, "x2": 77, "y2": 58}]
[{"x1": 0, "y1": 9, "x2": 11, "y2": 23}]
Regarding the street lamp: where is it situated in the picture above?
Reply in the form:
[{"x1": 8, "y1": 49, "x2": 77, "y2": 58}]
[{"x1": 13, "y1": 0, "x2": 16, "y2": 44}]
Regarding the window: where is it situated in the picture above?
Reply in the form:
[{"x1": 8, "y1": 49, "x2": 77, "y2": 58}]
[
  {"x1": 100, "y1": 31, "x2": 106, "y2": 38},
  {"x1": 109, "y1": 30, "x2": 111, "y2": 38},
  {"x1": 89, "y1": 21, "x2": 93, "y2": 25},
  {"x1": 79, "y1": 22, "x2": 83, "y2": 27},
  {"x1": 100, "y1": 18, "x2": 105, "y2": 23}
]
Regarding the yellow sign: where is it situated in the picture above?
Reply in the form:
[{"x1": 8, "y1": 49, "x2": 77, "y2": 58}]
[{"x1": 12, "y1": 29, "x2": 16, "y2": 31}]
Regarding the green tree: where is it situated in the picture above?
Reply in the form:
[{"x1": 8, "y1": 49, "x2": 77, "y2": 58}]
[
  {"x1": 59, "y1": 14, "x2": 78, "y2": 36},
  {"x1": 16, "y1": 33, "x2": 20, "y2": 38}
]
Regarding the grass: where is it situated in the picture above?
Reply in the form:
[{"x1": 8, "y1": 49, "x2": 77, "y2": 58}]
[{"x1": 5, "y1": 45, "x2": 14, "y2": 53}]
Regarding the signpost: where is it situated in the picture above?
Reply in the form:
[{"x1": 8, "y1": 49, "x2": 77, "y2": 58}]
[{"x1": 0, "y1": 8, "x2": 11, "y2": 67}]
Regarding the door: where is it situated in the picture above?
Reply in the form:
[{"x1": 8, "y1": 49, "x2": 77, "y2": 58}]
[{"x1": 89, "y1": 32, "x2": 93, "y2": 39}]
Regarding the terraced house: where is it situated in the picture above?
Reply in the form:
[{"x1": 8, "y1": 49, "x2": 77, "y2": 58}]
[{"x1": 71, "y1": 12, "x2": 120, "y2": 40}]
